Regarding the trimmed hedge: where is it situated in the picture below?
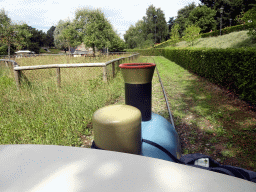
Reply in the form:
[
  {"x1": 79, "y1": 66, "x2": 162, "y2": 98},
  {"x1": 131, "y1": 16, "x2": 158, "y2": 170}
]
[
  {"x1": 128, "y1": 47, "x2": 256, "y2": 105},
  {"x1": 201, "y1": 23, "x2": 251, "y2": 38},
  {"x1": 126, "y1": 48, "x2": 165, "y2": 56}
]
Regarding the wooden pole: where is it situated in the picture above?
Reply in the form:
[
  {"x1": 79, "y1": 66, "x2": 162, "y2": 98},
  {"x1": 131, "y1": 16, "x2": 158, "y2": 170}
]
[
  {"x1": 112, "y1": 61, "x2": 115, "y2": 78},
  {"x1": 14, "y1": 70, "x2": 20, "y2": 91},
  {"x1": 117, "y1": 60, "x2": 120, "y2": 71},
  {"x1": 56, "y1": 67, "x2": 61, "y2": 88},
  {"x1": 103, "y1": 66, "x2": 107, "y2": 82}
]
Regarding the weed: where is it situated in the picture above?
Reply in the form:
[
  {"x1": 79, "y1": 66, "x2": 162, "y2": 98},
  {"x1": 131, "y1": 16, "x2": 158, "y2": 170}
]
[
  {"x1": 209, "y1": 137, "x2": 218, "y2": 143},
  {"x1": 221, "y1": 150, "x2": 235, "y2": 158},
  {"x1": 216, "y1": 126, "x2": 227, "y2": 137}
]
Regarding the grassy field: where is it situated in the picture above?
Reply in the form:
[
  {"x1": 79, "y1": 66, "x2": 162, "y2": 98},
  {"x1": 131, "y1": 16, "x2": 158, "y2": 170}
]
[
  {"x1": 1, "y1": 53, "x2": 255, "y2": 171},
  {"x1": 148, "y1": 56, "x2": 255, "y2": 171},
  {"x1": 0, "y1": 55, "x2": 130, "y2": 147},
  {"x1": 166, "y1": 30, "x2": 256, "y2": 49}
]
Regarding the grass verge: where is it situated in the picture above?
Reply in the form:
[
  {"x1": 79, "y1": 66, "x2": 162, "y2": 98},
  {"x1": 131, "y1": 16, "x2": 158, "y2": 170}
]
[{"x1": 144, "y1": 56, "x2": 256, "y2": 172}]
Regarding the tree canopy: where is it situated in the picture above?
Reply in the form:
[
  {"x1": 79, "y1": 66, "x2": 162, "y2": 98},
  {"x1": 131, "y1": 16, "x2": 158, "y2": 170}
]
[
  {"x1": 54, "y1": 7, "x2": 125, "y2": 54},
  {"x1": 142, "y1": 5, "x2": 168, "y2": 44},
  {"x1": 199, "y1": 0, "x2": 256, "y2": 29},
  {"x1": 0, "y1": 9, "x2": 32, "y2": 57},
  {"x1": 174, "y1": 2, "x2": 197, "y2": 36},
  {"x1": 46, "y1": 26, "x2": 56, "y2": 47},
  {"x1": 241, "y1": 5, "x2": 256, "y2": 40},
  {"x1": 182, "y1": 24, "x2": 201, "y2": 46},
  {"x1": 188, "y1": 5, "x2": 217, "y2": 33},
  {"x1": 169, "y1": 24, "x2": 181, "y2": 45}
]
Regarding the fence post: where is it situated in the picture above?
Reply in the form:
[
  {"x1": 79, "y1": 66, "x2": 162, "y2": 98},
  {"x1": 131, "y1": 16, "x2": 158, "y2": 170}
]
[
  {"x1": 117, "y1": 60, "x2": 120, "y2": 71},
  {"x1": 14, "y1": 69, "x2": 20, "y2": 91},
  {"x1": 112, "y1": 61, "x2": 115, "y2": 78},
  {"x1": 103, "y1": 65, "x2": 107, "y2": 82},
  {"x1": 56, "y1": 67, "x2": 61, "y2": 88}
]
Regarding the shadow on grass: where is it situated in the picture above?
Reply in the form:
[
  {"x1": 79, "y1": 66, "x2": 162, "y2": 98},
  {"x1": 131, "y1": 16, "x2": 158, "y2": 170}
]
[
  {"x1": 153, "y1": 56, "x2": 256, "y2": 172},
  {"x1": 178, "y1": 74, "x2": 255, "y2": 171},
  {"x1": 232, "y1": 36, "x2": 256, "y2": 48}
]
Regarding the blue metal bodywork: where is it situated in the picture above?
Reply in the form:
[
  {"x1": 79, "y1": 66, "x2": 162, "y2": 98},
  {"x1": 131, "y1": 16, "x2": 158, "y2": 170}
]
[{"x1": 141, "y1": 113, "x2": 181, "y2": 162}]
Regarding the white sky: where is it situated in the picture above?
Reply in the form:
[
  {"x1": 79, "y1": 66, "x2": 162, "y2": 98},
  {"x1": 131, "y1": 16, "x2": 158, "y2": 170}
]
[{"x1": 1, "y1": 0, "x2": 201, "y2": 39}]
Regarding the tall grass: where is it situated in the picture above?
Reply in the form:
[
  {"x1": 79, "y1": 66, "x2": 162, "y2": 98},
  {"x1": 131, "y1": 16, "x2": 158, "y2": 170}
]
[{"x1": 0, "y1": 55, "x2": 130, "y2": 147}]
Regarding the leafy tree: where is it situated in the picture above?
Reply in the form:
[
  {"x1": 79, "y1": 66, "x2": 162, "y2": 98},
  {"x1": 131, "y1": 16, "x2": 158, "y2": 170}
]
[
  {"x1": 75, "y1": 8, "x2": 118, "y2": 56},
  {"x1": 19, "y1": 24, "x2": 46, "y2": 53},
  {"x1": 182, "y1": 24, "x2": 201, "y2": 46},
  {"x1": 199, "y1": 0, "x2": 256, "y2": 29},
  {"x1": 54, "y1": 20, "x2": 70, "y2": 50},
  {"x1": 167, "y1": 17, "x2": 176, "y2": 39},
  {"x1": 46, "y1": 26, "x2": 56, "y2": 47},
  {"x1": 124, "y1": 20, "x2": 148, "y2": 49},
  {"x1": 188, "y1": 5, "x2": 217, "y2": 33},
  {"x1": 142, "y1": 5, "x2": 168, "y2": 44},
  {"x1": 169, "y1": 24, "x2": 181, "y2": 45},
  {"x1": 174, "y1": 2, "x2": 197, "y2": 37},
  {"x1": 241, "y1": 5, "x2": 256, "y2": 40},
  {"x1": 0, "y1": 9, "x2": 31, "y2": 58},
  {"x1": 168, "y1": 17, "x2": 176, "y2": 32},
  {"x1": 108, "y1": 31, "x2": 125, "y2": 52},
  {"x1": 60, "y1": 21, "x2": 81, "y2": 56},
  {"x1": 124, "y1": 25, "x2": 138, "y2": 49}
]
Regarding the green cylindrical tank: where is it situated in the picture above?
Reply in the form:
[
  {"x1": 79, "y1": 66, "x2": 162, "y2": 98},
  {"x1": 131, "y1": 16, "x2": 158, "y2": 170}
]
[{"x1": 92, "y1": 105, "x2": 142, "y2": 154}]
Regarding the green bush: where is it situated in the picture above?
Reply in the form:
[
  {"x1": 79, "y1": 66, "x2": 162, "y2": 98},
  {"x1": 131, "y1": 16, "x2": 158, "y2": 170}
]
[
  {"x1": 201, "y1": 23, "x2": 251, "y2": 38},
  {"x1": 0, "y1": 45, "x2": 8, "y2": 55}
]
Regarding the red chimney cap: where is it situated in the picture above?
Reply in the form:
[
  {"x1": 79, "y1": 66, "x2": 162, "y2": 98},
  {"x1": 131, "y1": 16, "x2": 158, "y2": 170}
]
[{"x1": 119, "y1": 63, "x2": 156, "y2": 69}]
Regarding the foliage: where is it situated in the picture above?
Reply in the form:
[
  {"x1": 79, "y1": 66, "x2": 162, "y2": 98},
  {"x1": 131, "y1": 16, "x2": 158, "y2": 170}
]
[
  {"x1": 142, "y1": 5, "x2": 168, "y2": 44},
  {"x1": 188, "y1": 5, "x2": 217, "y2": 33},
  {"x1": 199, "y1": 0, "x2": 255, "y2": 29},
  {"x1": 124, "y1": 20, "x2": 148, "y2": 49},
  {"x1": 241, "y1": 5, "x2": 256, "y2": 40},
  {"x1": 60, "y1": 20, "x2": 81, "y2": 54},
  {"x1": 0, "y1": 9, "x2": 51, "y2": 55},
  {"x1": 124, "y1": 5, "x2": 168, "y2": 49},
  {"x1": 108, "y1": 32, "x2": 126, "y2": 52},
  {"x1": 46, "y1": 26, "x2": 56, "y2": 47},
  {"x1": 75, "y1": 8, "x2": 117, "y2": 55},
  {"x1": 16, "y1": 24, "x2": 45, "y2": 54},
  {"x1": 174, "y1": 2, "x2": 197, "y2": 37},
  {"x1": 0, "y1": 45, "x2": 7, "y2": 55},
  {"x1": 169, "y1": 24, "x2": 181, "y2": 45},
  {"x1": 182, "y1": 25, "x2": 202, "y2": 46},
  {"x1": 0, "y1": 9, "x2": 32, "y2": 57},
  {"x1": 167, "y1": 17, "x2": 176, "y2": 32},
  {"x1": 54, "y1": 20, "x2": 70, "y2": 50}
]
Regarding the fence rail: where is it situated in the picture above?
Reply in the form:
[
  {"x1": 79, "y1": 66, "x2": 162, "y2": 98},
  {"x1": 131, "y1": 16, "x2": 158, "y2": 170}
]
[
  {"x1": 0, "y1": 52, "x2": 132, "y2": 59},
  {"x1": 1, "y1": 53, "x2": 139, "y2": 91}
]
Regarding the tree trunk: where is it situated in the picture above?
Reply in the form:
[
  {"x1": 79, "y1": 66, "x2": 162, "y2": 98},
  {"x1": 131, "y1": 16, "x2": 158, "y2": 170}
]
[
  {"x1": 69, "y1": 45, "x2": 71, "y2": 58},
  {"x1": 8, "y1": 42, "x2": 10, "y2": 60},
  {"x1": 93, "y1": 44, "x2": 96, "y2": 57}
]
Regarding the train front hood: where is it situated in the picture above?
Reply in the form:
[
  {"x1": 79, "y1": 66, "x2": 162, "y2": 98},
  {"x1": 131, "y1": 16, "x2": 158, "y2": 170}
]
[{"x1": 0, "y1": 144, "x2": 255, "y2": 192}]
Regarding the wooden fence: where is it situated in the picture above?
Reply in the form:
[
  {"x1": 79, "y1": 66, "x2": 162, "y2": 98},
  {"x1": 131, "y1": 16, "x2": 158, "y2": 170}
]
[{"x1": 0, "y1": 53, "x2": 139, "y2": 91}]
